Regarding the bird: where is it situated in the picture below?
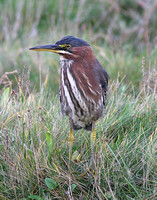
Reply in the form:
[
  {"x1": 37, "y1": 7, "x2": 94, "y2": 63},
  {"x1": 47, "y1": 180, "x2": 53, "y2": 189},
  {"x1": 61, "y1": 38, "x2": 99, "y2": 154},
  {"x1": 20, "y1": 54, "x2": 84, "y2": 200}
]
[{"x1": 29, "y1": 36, "x2": 109, "y2": 169}]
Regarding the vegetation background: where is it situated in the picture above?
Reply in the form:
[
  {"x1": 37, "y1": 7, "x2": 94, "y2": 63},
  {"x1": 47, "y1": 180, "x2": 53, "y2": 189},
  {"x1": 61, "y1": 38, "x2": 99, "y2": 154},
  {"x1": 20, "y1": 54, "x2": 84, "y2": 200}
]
[{"x1": 0, "y1": 0, "x2": 156, "y2": 199}]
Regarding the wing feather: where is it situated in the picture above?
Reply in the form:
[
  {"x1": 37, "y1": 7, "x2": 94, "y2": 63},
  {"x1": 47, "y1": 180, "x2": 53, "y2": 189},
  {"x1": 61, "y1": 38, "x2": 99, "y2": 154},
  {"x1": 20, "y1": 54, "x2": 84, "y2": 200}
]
[{"x1": 95, "y1": 59, "x2": 109, "y2": 105}]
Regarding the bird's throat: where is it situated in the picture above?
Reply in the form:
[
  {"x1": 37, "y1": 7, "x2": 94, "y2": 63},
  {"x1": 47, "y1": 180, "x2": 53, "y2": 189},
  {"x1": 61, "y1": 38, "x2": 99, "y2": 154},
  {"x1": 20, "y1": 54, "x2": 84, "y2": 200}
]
[{"x1": 59, "y1": 55, "x2": 68, "y2": 61}]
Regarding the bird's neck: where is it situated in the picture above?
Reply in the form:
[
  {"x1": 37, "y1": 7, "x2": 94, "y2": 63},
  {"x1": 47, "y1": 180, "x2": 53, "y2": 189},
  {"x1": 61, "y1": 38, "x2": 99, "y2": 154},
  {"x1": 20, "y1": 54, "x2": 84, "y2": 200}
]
[
  {"x1": 59, "y1": 55, "x2": 74, "y2": 69},
  {"x1": 59, "y1": 55, "x2": 68, "y2": 61},
  {"x1": 59, "y1": 46, "x2": 95, "y2": 70}
]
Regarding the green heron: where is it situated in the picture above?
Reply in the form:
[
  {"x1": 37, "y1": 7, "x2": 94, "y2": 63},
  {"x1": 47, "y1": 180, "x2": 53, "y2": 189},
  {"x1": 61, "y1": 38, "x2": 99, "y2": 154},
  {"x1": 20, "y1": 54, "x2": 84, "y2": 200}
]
[{"x1": 29, "y1": 36, "x2": 108, "y2": 168}]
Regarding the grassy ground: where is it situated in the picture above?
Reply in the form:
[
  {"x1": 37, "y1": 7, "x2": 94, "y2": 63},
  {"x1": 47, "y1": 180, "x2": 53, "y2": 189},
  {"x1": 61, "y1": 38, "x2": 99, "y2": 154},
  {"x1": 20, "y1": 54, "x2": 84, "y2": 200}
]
[
  {"x1": 0, "y1": 0, "x2": 157, "y2": 199},
  {"x1": 0, "y1": 66, "x2": 156, "y2": 199}
]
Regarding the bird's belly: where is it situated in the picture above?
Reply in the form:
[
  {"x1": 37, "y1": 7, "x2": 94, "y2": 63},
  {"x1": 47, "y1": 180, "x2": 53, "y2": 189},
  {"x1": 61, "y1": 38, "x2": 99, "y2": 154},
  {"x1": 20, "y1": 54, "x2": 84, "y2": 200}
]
[{"x1": 61, "y1": 96, "x2": 104, "y2": 129}]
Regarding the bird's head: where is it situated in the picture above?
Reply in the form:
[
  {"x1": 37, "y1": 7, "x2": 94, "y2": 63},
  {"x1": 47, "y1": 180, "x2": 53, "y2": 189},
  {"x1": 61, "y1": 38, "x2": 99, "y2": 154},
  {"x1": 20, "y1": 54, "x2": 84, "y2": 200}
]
[{"x1": 29, "y1": 36, "x2": 93, "y2": 60}]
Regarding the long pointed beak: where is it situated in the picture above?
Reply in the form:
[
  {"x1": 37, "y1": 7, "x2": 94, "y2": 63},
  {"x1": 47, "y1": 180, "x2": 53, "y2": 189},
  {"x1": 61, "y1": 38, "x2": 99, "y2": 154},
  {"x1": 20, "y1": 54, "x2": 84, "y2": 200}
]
[{"x1": 29, "y1": 44, "x2": 61, "y2": 53}]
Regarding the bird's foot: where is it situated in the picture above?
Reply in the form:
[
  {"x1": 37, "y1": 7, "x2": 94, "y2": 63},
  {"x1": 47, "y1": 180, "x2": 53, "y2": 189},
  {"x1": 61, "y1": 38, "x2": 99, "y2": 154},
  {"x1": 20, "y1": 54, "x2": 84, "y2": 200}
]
[
  {"x1": 79, "y1": 158, "x2": 96, "y2": 177},
  {"x1": 72, "y1": 150, "x2": 82, "y2": 162}
]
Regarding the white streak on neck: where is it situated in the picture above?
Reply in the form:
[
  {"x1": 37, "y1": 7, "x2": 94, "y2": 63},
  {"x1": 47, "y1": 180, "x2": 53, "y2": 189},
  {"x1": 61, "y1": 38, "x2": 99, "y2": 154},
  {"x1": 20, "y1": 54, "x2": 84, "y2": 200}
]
[
  {"x1": 60, "y1": 57, "x2": 73, "y2": 68},
  {"x1": 67, "y1": 68, "x2": 88, "y2": 112},
  {"x1": 59, "y1": 55, "x2": 68, "y2": 61}
]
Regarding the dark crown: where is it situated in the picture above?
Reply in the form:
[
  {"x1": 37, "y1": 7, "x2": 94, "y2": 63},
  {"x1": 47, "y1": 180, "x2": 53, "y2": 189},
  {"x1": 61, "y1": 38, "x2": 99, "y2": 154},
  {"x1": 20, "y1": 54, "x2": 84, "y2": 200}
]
[{"x1": 56, "y1": 36, "x2": 90, "y2": 47}]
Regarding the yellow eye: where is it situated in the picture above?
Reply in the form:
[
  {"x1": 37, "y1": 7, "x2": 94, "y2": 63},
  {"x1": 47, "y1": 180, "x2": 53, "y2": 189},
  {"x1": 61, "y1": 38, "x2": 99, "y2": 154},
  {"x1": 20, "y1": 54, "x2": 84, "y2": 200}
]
[
  {"x1": 66, "y1": 44, "x2": 71, "y2": 49},
  {"x1": 59, "y1": 44, "x2": 71, "y2": 49}
]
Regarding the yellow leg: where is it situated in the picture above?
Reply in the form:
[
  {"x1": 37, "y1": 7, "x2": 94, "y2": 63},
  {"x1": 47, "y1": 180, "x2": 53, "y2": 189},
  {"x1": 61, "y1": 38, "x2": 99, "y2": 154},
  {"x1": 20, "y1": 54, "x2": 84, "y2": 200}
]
[
  {"x1": 90, "y1": 125, "x2": 96, "y2": 169},
  {"x1": 79, "y1": 123, "x2": 96, "y2": 177},
  {"x1": 69, "y1": 128, "x2": 74, "y2": 160}
]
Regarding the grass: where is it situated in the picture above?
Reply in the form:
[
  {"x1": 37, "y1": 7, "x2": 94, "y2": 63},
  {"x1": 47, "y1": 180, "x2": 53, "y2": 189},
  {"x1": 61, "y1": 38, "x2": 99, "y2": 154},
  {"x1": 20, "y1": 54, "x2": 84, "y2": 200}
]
[
  {"x1": 0, "y1": 66, "x2": 156, "y2": 199},
  {"x1": 0, "y1": 0, "x2": 157, "y2": 199}
]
